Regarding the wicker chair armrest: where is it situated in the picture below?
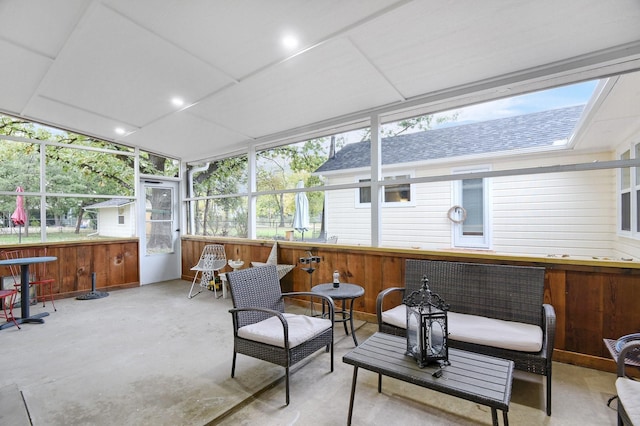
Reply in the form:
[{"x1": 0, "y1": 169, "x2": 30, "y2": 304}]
[
  {"x1": 541, "y1": 303, "x2": 556, "y2": 358},
  {"x1": 229, "y1": 307, "x2": 290, "y2": 347},
  {"x1": 618, "y1": 341, "x2": 640, "y2": 377},
  {"x1": 376, "y1": 287, "x2": 405, "y2": 326},
  {"x1": 282, "y1": 291, "x2": 335, "y2": 323}
]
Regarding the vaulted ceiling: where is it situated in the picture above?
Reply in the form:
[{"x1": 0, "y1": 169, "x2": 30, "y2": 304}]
[{"x1": 1, "y1": 0, "x2": 640, "y2": 163}]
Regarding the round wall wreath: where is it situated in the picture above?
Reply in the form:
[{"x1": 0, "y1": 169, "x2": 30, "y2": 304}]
[{"x1": 447, "y1": 205, "x2": 467, "y2": 223}]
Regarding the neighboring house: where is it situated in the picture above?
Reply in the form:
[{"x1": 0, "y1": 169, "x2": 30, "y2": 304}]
[
  {"x1": 84, "y1": 199, "x2": 136, "y2": 238},
  {"x1": 315, "y1": 105, "x2": 640, "y2": 260}
]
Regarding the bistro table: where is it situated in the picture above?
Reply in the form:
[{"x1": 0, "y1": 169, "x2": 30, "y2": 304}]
[
  {"x1": 311, "y1": 283, "x2": 364, "y2": 346},
  {"x1": 0, "y1": 256, "x2": 57, "y2": 330}
]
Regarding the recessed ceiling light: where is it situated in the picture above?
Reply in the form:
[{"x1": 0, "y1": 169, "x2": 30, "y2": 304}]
[
  {"x1": 171, "y1": 97, "x2": 184, "y2": 107},
  {"x1": 282, "y1": 35, "x2": 299, "y2": 49},
  {"x1": 115, "y1": 127, "x2": 126, "y2": 135}
]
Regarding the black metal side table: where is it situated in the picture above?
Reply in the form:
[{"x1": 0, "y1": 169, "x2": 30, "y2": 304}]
[{"x1": 312, "y1": 283, "x2": 364, "y2": 346}]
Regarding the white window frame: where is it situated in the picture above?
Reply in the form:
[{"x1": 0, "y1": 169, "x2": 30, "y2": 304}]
[
  {"x1": 118, "y1": 206, "x2": 126, "y2": 225},
  {"x1": 618, "y1": 142, "x2": 640, "y2": 238},
  {"x1": 451, "y1": 166, "x2": 491, "y2": 249},
  {"x1": 355, "y1": 172, "x2": 415, "y2": 208}
]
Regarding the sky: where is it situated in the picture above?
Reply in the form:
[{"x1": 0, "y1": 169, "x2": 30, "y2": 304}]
[
  {"x1": 433, "y1": 80, "x2": 599, "y2": 127},
  {"x1": 340, "y1": 79, "x2": 600, "y2": 144}
]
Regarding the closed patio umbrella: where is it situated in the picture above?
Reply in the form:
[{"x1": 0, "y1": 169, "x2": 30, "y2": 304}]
[
  {"x1": 11, "y1": 186, "x2": 26, "y2": 243},
  {"x1": 293, "y1": 180, "x2": 309, "y2": 241}
]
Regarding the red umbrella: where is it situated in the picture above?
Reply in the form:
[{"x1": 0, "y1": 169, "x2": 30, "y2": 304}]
[{"x1": 10, "y1": 186, "x2": 26, "y2": 242}]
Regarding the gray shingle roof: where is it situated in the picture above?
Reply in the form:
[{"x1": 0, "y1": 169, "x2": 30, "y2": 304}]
[
  {"x1": 315, "y1": 105, "x2": 584, "y2": 173},
  {"x1": 84, "y1": 199, "x2": 133, "y2": 209}
]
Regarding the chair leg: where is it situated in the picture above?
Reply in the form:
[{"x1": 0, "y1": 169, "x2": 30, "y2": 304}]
[
  {"x1": 49, "y1": 282, "x2": 57, "y2": 312},
  {"x1": 546, "y1": 372, "x2": 552, "y2": 416},
  {"x1": 2, "y1": 293, "x2": 20, "y2": 329},
  {"x1": 285, "y1": 366, "x2": 290, "y2": 405},
  {"x1": 330, "y1": 342, "x2": 334, "y2": 372},
  {"x1": 39, "y1": 283, "x2": 56, "y2": 311},
  {"x1": 188, "y1": 272, "x2": 203, "y2": 298},
  {"x1": 231, "y1": 351, "x2": 237, "y2": 378}
]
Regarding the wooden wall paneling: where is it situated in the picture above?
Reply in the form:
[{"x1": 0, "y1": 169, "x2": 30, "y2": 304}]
[
  {"x1": 546, "y1": 269, "x2": 567, "y2": 351},
  {"x1": 345, "y1": 250, "x2": 366, "y2": 311},
  {"x1": 360, "y1": 253, "x2": 381, "y2": 313},
  {"x1": 108, "y1": 243, "x2": 125, "y2": 287},
  {"x1": 75, "y1": 244, "x2": 92, "y2": 294},
  {"x1": 380, "y1": 255, "x2": 404, "y2": 311},
  {"x1": 44, "y1": 246, "x2": 60, "y2": 295},
  {"x1": 565, "y1": 271, "x2": 604, "y2": 356},
  {"x1": 181, "y1": 239, "x2": 195, "y2": 277},
  {"x1": 602, "y1": 272, "x2": 640, "y2": 342},
  {"x1": 123, "y1": 242, "x2": 138, "y2": 284},
  {"x1": 61, "y1": 246, "x2": 79, "y2": 295},
  {"x1": 92, "y1": 244, "x2": 109, "y2": 291}
]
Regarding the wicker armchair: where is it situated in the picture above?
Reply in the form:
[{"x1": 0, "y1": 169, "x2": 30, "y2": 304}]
[
  {"x1": 226, "y1": 264, "x2": 334, "y2": 405},
  {"x1": 616, "y1": 341, "x2": 640, "y2": 426}
]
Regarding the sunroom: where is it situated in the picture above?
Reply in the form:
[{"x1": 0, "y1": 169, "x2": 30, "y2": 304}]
[{"x1": 1, "y1": 1, "x2": 640, "y2": 425}]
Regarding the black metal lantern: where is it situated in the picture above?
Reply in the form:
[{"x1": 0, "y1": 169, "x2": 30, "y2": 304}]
[{"x1": 403, "y1": 275, "x2": 450, "y2": 367}]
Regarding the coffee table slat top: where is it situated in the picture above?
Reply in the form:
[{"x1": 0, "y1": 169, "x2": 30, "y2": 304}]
[{"x1": 343, "y1": 332, "x2": 513, "y2": 412}]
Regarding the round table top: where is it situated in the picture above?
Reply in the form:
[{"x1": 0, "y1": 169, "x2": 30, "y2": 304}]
[
  {"x1": 311, "y1": 283, "x2": 364, "y2": 299},
  {"x1": 0, "y1": 256, "x2": 57, "y2": 266}
]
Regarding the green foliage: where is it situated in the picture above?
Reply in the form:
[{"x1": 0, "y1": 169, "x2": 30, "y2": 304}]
[{"x1": 0, "y1": 114, "x2": 176, "y2": 239}]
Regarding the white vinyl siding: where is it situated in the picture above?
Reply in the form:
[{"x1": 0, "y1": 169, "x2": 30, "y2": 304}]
[
  {"x1": 323, "y1": 150, "x2": 627, "y2": 258},
  {"x1": 491, "y1": 169, "x2": 615, "y2": 257},
  {"x1": 96, "y1": 205, "x2": 136, "y2": 238}
]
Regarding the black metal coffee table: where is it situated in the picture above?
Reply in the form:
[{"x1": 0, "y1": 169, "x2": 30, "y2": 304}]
[{"x1": 343, "y1": 332, "x2": 514, "y2": 425}]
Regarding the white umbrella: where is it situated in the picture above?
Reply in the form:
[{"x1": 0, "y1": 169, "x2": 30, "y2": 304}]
[{"x1": 293, "y1": 180, "x2": 309, "y2": 240}]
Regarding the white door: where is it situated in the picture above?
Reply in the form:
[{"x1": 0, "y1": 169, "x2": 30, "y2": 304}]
[{"x1": 139, "y1": 180, "x2": 181, "y2": 285}]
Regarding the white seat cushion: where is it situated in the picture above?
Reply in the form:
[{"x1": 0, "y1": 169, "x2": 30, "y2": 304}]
[
  {"x1": 381, "y1": 304, "x2": 408, "y2": 329},
  {"x1": 381, "y1": 305, "x2": 543, "y2": 352},
  {"x1": 238, "y1": 313, "x2": 331, "y2": 348},
  {"x1": 617, "y1": 377, "x2": 640, "y2": 424}
]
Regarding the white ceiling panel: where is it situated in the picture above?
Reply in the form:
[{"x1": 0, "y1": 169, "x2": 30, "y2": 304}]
[
  {"x1": 30, "y1": 2, "x2": 234, "y2": 127},
  {"x1": 350, "y1": 0, "x2": 640, "y2": 99},
  {"x1": 0, "y1": 40, "x2": 53, "y2": 114},
  {"x1": 1, "y1": 1, "x2": 640, "y2": 162},
  {"x1": 105, "y1": 0, "x2": 401, "y2": 79},
  {"x1": 0, "y1": 0, "x2": 89, "y2": 58},
  {"x1": 24, "y1": 95, "x2": 138, "y2": 139},
  {"x1": 189, "y1": 37, "x2": 403, "y2": 138},
  {"x1": 123, "y1": 111, "x2": 248, "y2": 162},
  {"x1": 577, "y1": 73, "x2": 640, "y2": 150}
]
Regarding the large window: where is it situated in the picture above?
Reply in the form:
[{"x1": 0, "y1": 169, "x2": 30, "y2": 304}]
[
  {"x1": 0, "y1": 114, "x2": 175, "y2": 243},
  {"x1": 188, "y1": 154, "x2": 248, "y2": 238}
]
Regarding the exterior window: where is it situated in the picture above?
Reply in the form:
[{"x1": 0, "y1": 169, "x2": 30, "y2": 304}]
[
  {"x1": 357, "y1": 175, "x2": 412, "y2": 206},
  {"x1": 636, "y1": 143, "x2": 640, "y2": 232},
  {"x1": 452, "y1": 168, "x2": 490, "y2": 249},
  {"x1": 461, "y1": 178, "x2": 484, "y2": 236},
  {"x1": 620, "y1": 144, "x2": 640, "y2": 236},
  {"x1": 118, "y1": 207, "x2": 125, "y2": 225},
  {"x1": 359, "y1": 179, "x2": 371, "y2": 203},
  {"x1": 620, "y1": 149, "x2": 632, "y2": 232}
]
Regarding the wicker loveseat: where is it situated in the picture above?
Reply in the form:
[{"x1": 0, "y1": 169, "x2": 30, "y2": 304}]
[{"x1": 376, "y1": 259, "x2": 556, "y2": 415}]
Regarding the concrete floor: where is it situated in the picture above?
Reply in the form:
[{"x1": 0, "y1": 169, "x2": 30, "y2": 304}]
[{"x1": 0, "y1": 280, "x2": 621, "y2": 425}]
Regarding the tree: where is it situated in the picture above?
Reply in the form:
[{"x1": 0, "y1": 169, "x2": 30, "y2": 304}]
[{"x1": 359, "y1": 113, "x2": 459, "y2": 140}]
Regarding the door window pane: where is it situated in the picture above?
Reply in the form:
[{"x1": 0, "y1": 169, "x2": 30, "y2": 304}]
[
  {"x1": 145, "y1": 187, "x2": 173, "y2": 255},
  {"x1": 462, "y1": 178, "x2": 484, "y2": 236}
]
